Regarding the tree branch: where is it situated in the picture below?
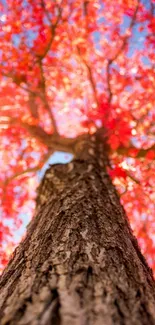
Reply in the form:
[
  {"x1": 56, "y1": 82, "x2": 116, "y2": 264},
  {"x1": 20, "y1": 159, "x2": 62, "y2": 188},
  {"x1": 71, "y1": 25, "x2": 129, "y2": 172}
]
[
  {"x1": 0, "y1": 116, "x2": 86, "y2": 154},
  {"x1": 106, "y1": 59, "x2": 113, "y2": 103},
  {"x1": 28, "y1": 93, "x2": 39, "y2": 119},
  {"x1": 83, "y1": 60, "x2": 99, "y2": 107},
  {"x1": 37, "y1": 59, "x2": 59, "y2": 134},
  {"x1": 2, "y1": 115, "x2": 153, "y2": 160},
  {"x1": 106, "y1": 0, "x2": 140, "y2": 103},
  {"x1": 76, "y1": 6, "x2": 99, "y2": 108},
  {"x1": 76, "y1": 46, "x2": 99, "y2": 128},
  {"x1": 116, "y1": 144, "x2": 155, "y2": 159},
  {"x1": 0, "y1": 150, "x2": 53, "y2": 204},
  {"x1": 0, "y1": 167, "x2": 40, "y2": 189},
  {"x1": 112, "y1": 0, "x2": 140, "y2": 62},
  {"x1": 126, "y1": 172, "x2": 140, "y2": 184},
  {"x1": 2, "y1": 68, "x2": 58, "y2": 132},
  {"x1": 39, "y1": 0, "x2": 62, "y2": 60}
]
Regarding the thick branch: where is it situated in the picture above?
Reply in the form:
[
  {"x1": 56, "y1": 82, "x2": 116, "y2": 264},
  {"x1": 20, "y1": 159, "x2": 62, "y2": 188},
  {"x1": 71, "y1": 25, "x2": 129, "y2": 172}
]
[
  {"x1": 28, "y1": 93, "x2": 39, "y2": 119},
  {"x1": 0, "y1": 116, "x2": 88, "y2": 154},
  {"x1": 1, "y1": 116, "x2": 154, "y2": 160}
]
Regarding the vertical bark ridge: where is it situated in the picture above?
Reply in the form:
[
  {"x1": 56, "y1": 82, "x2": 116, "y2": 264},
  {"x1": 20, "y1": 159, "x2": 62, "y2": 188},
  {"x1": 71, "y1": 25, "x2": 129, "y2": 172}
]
[{"x1": 0, "y1": 135, "x2": 155, "y2": 325}]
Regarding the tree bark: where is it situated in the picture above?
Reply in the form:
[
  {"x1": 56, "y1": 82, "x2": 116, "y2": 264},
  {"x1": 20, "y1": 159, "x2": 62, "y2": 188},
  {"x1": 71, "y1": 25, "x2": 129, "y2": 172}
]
[{"x1": 0, "y1": 133, "x2": 155, "y2": 325}]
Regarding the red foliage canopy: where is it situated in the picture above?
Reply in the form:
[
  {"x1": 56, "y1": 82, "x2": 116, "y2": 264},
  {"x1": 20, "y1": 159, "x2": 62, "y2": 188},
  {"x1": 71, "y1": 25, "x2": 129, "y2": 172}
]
[{"x1": 0, "y1": 0, "x2": 154, "y2": 272}]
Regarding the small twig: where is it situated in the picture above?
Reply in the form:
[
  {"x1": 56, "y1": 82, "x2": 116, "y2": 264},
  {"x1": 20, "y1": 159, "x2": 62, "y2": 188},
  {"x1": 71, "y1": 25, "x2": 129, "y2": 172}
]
[
  {"x1": 127, "y1": 172, "x2": 140, "y2": 185},
  {"x1": 106, "y1": 59, "x2": 113, "y2": 103}
]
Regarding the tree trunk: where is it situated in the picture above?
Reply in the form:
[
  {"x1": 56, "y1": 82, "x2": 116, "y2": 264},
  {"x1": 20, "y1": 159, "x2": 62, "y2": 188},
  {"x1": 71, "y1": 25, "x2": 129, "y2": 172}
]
[{"x1": 0, "y1": 133, "x2": 155, "y2": 325}]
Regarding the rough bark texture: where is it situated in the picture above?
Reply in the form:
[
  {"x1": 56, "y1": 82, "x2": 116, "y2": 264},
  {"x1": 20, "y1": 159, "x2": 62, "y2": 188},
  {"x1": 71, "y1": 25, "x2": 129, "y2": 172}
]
[{"x1": 0, "y1": 133, "x2": 155, "y2": 325}]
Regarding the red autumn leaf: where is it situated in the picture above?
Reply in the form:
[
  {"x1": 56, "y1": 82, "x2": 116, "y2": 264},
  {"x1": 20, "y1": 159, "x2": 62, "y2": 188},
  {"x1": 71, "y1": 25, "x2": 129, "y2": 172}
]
[
  {"x1": 109, "y1": 166, "x2": 127, "y2": 179},
  {"x1": 146, "y1": 150, "x2": 155, "y2": 160},
  {"x1": 108, "y1": 134, "x2": 120, "y2": 150}
]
